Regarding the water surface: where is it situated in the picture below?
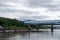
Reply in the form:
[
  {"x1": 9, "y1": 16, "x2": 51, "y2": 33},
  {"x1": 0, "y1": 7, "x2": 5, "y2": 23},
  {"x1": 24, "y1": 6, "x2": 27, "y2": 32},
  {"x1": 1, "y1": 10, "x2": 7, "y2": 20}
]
[{"x1": 0, "y1": 29, "x2": 60, "y2": 40}]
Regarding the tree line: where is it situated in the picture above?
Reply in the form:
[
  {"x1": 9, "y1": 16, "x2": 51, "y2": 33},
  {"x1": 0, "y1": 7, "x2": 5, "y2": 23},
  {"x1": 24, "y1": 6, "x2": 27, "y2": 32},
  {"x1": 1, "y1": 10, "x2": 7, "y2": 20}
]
[{"x1": 0, "y1": 17, "x2": 50, "y2": 30}]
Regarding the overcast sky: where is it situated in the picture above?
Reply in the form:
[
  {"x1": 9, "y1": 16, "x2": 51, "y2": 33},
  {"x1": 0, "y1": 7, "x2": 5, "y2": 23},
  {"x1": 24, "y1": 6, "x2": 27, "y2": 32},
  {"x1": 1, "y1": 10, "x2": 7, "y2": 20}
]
[{"x1": 0, "y1": 0, "x2": 60, "y2": 20}]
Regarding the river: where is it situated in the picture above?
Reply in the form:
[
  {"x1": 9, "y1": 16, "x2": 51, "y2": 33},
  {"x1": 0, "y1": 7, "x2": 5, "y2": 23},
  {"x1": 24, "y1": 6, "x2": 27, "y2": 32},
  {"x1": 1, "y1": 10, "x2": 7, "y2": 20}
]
[{"x1": 0, "y1": 29, "x2": 60, "y2": 40}]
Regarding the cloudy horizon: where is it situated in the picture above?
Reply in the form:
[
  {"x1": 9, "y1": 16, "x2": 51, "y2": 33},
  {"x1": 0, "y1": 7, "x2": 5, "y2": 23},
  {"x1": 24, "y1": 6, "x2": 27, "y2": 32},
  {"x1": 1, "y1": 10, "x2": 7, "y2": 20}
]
[{"x1": 0, "y1": 0, "x2": 60, "y2": 20}]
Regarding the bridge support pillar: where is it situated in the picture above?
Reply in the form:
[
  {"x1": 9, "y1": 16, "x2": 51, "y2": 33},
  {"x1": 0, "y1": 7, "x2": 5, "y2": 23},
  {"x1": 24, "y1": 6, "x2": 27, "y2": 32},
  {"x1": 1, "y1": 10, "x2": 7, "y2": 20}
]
[
  {"x1": 51, "y1": 25, "x2": 53, "y2": 32},
  {"x1": 28, "y1": 25, "x2": 32, "y2": 31},
  {"x1": 36, "y1": 24, "x2": 39, "y2": 31}
]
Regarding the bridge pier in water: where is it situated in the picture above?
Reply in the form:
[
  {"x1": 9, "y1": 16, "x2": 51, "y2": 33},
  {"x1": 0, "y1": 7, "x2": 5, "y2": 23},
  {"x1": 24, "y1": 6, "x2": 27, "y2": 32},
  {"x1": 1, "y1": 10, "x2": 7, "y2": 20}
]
[
  {"x1": 51, "y1": 25, "x2": 54, "y2": 32},
  {"x1": 28, "y1": 25, "x2": 32, "y2": 31},
  {"x1": 36, "y1": 24, "x2": 39, "y2": 31}
]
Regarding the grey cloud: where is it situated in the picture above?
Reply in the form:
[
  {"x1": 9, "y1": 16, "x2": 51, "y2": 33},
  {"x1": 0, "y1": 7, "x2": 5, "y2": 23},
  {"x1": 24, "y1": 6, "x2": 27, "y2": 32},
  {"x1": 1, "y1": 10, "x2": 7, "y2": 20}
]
[
  {"x1": 0, "y1": 3, "x2": 11, "y2": 7},
  {"x1": 27, "y1": 0, "x2": 52, "y2": 7},
  {"x1": 0, "y1": 0, "x2": 34, "y2": 14},
  {"x1": 10, "y1": 0, "x2": 53, "y2": 8},
  {"x1": 0, "y1": 0, "x2": 12, "y2": 7},
  {"x1": 18, "y1": 16, "x2": 50, "y2": 20},
  {"x1": 0, "y1": 0, "x2": 60, "y2": 20},
  {"x1": 48, "y1": 6, "x2": 60, "y2": 11},
  {"x1": 57, "y1": 16, "x2": 60, "y2": 17},
  {"x1": 0, "y1": 0, "x2": 9, "y2": 1},
  {"x1": 0, "y1": 3, "x2": 7, "y2": 7},
  {"x1": 12, "y1": 0, "x2": 58, "y2": 11},
  {"x1": 28, "y1": 0, "x2": 58, "y2": 11},
  {"x1": 1, "y1": 0, "x2": 60, "y2": 11},
  {"x1": 21, "y1": 0, "x2": 60, "y2": 11},
  {"x1": 0, "y1": 7, "x2": 35, "y2": 16},
  {"x1": 48, "y1": 4, "x2": 59, "y2": 11},
  {"x1": 32, "y1": 16, "x2": 50, "y2": 19},
  {"x1": 0, "y1": 7, "x2": 16, "y2": 13}
]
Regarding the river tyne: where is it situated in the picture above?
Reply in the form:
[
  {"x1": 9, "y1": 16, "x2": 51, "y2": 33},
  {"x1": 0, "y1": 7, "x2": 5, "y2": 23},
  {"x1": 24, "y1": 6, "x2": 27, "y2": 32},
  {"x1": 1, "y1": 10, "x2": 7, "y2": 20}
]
[{"x1": 0, "y1": 29, "x2": 60, "y2": 40}]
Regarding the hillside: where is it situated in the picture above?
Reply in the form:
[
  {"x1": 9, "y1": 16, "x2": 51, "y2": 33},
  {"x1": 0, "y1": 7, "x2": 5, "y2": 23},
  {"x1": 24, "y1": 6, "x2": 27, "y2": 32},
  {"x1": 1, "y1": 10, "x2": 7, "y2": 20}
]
[
  {"x1": 0, "y1": 17, "x2": 50, "y2": 30},
  {"x1": 0, "y1": 17, "x2": 28, "y2": 30}
]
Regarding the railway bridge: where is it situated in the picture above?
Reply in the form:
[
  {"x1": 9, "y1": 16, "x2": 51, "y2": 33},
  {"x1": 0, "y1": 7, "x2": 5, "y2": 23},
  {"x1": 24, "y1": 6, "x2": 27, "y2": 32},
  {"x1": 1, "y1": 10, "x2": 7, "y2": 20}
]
[{"x1": 24, "y1": 20, "x2": 60, "y2": 32}]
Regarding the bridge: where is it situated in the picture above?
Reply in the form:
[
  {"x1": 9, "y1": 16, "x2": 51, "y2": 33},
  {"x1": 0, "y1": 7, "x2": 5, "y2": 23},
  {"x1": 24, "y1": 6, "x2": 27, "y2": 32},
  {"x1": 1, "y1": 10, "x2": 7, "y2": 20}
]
[{"x1": 24, "y1": 20, "x2": 60, "y2": 32}]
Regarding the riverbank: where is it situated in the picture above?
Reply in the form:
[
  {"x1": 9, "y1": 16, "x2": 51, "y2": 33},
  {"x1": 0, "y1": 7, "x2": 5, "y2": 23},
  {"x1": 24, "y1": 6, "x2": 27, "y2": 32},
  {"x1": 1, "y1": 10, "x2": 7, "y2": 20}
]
[{"x1": 0, "y1": 29, "x2": 51, "y2": 32}]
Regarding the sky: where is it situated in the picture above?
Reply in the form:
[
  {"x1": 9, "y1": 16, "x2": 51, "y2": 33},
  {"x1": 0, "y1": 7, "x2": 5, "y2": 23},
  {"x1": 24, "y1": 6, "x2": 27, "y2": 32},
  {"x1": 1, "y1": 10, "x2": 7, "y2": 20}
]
[{"x1": 0, "y1": 0, "x2": 60, "y2": 20}]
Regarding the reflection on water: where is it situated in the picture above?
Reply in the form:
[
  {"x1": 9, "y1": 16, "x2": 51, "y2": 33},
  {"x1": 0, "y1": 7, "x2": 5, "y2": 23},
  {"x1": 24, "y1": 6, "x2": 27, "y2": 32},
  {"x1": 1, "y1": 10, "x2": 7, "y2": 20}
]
[{"x1": 0, "y1": 29, "x2": 60, "y2": 40}]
